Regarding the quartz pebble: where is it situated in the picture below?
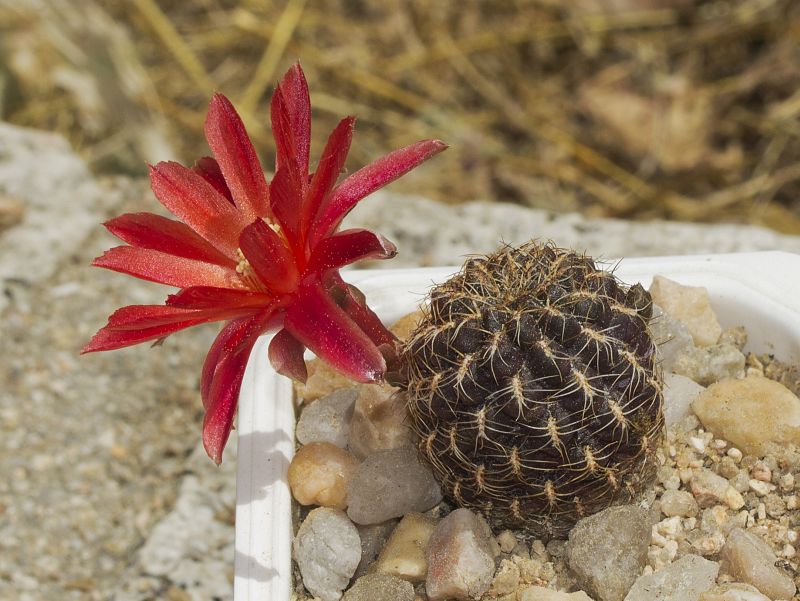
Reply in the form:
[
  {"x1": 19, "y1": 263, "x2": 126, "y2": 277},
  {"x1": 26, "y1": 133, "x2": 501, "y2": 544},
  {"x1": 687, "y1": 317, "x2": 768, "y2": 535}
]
[
  {"x1": 373, "y1": 513, "x2": 436, "y2": 583},
  {"x1": 348, "y1": 384, "x2": 414, "y2": 460},
  {"x1": 346, "y1": 445, "x2": 442, "y2": 525},
  {"x1": 650, "y1": 304, "x2": 695, "y2": 371},
  {"x1": 672, "y1": 344, "x2": 746, "y2": 386},
  {"x1": 663, "y1": 373, "x2": 705, "y2": 427},
  {"x1": 296, "y1": 388, "x2": 358, "y2": 448},
  {"x1": 565, "y1": 505, "x2": 650, "y2": 601},
  {"x1": 649, "y1": 276, "x2": 722, "y2": 347},
  {"x1": 720, "y1": 528, "x2": 797, "y2": 601},
  {"x1": 293, "y1": 508, "x2": 361, "y2": 601},
  {"x1": 519, "y1": 587, "x2": 595, "y2": 600},
  {"x1": 624, "y1": 554, "x2": 719, "y2": 601},
  {"x1": 296, "y1": 360, "x2": 356, "y2": 402},
  {"x1": 692, "y1": 376, "x2": 800, "y2": 456},
  {"x1": 660, "y1": 489, "x2": 699, "y2": 517},
  {"x1": 288, "y1": 442, "x2": 359, "y2": 509},
  {"x1": 486, "y1": 558, "x2": 521, "y2": 598},
  {"x1": 690, "y1": 469, "x2": 733, "y2": 508},
  {"x1": 342, "y1": 573, "x2": 414, "y2": 601},
  {"x1": 425, "y1": 508, "x2": 497, "y2": 601},
  {"x1": 699, "y1": 582, "x2": 771, "y2": 601}
]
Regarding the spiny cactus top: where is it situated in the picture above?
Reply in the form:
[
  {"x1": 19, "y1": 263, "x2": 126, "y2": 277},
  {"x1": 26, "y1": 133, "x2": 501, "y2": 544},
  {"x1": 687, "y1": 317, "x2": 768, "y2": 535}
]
[
  {"x1": 84, "y1": 63, "x2": 446, "y2": 464},
  {"x1": 398, "y1": 242, "x2": 664, "y2": 537}
]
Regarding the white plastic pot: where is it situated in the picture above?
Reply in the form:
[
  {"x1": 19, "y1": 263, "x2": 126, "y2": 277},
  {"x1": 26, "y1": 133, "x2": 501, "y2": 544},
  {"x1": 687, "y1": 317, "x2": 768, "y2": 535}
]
[{"x1": 233, "y1": 251, "x2": 800, "y2": 601}]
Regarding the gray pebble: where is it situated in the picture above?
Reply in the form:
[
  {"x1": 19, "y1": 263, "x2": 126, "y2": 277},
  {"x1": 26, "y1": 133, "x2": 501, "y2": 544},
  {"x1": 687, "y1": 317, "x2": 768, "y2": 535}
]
[
  {"x1": 293, "y1": 508, "x2": 361, "y2": 601},
  {"x1": 296, "y1": 388, "x2": 358, "y2": 448}
]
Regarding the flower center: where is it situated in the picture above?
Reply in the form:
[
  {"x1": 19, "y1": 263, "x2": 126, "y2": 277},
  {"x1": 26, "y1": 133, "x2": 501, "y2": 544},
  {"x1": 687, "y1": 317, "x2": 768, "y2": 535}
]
[{"x1": 235, "y1": 249, "x2": 265, "y2": 291}]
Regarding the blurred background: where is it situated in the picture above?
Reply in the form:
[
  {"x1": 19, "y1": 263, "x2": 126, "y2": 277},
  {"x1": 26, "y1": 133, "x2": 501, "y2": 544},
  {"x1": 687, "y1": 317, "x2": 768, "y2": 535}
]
[{"x1": 1, "y1": 0, "x2": 799, "y2": 231}]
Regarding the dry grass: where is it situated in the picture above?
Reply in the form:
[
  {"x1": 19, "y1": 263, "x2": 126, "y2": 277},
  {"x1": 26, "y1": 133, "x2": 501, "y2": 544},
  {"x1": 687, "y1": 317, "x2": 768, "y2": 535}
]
[{"x1": 1, "y1": 0, "x2": 799, "y2": 232}]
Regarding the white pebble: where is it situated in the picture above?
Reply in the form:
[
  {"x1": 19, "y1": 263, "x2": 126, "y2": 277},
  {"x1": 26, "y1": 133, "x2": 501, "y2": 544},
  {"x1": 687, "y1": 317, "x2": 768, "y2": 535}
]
[
  {"x1": 726, "y1": 447, "x2": 743, "y2": 462},
  {"x1": 757, "y1": 503, "x2": 767, "y2": 521},
  {"x1": 787, "y1": 530, "x2": 799, "y2": 544},
  {"x1": 749, "y1": 479, "x2": 776, "y2": 497},
  {"x1": 710, "y1": 439, "x2": 727, "y2": 451},
  {"x1": 689, "y1": 436, "x2": 706, "y2": 454},
  {"x1": 779, "y1": 473, "x2": 795, "y2": 492},
  {"x1": 786, "y1": 495, "x2": 799, "y2": 510},
  {"x1": 725, "y1": 487, "x2": 745, "y2": 511},
  {"x1": 783, "y1": 544, "x2": 796, "y2": 559}
]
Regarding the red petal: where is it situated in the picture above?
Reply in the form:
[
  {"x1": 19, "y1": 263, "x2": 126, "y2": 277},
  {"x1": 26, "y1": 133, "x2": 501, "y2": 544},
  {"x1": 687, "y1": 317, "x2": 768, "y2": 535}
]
[
  {"x1": 303, "y1": 117, "x2": 354, "y2": 232},
  {"x1": 93, "y1": 246, "x2": 239, "y2": 289},
  {"x1": 239, "y1": 219, "x2": 298, "y2": 294},
  {"x1": 269, "y1": 164, "x2": 303, "y2": 247},
  {"x1": 311, "y1": 139, "x2": 448, "y2": 244},
  {"x1": 307, "y1": 229, "x2": 396, "y2": 273},
  {"x1": 205, "y1": 94, "x2": 270, "y2": 220},
  {"x1": 268, "y1": 328, "x2": 308, "y2": 383},
  {"x1": 202, "y1": 309, "x2": 274, "y2": 464},
  {"x1": 104, "y1": 212, "x2": 234, "y2": 267},
  {"x1": 270, "y1": 63, "x2": 311, "y2": 175},
  {"x1": 336, "y1": 282, "x2": 396, "y2": 348},
  {"x1": 149, "y1": 161, "x2": 248, "y2": 258},
  {"x1": 82, "y1": 305, "x2": 244, "y2": 353},
  {"x1": 193, "y1": 156, "x2": 234, "y2": 203},
  {"x1": 284, "y1": 278, "x2": 385, "y2": 383},
  {"x1": 167, "y1": 286, "x2": 273, "y2": 310},
  {"x1": 83, "y1": 321, "x2": 199, "y2": 353}
]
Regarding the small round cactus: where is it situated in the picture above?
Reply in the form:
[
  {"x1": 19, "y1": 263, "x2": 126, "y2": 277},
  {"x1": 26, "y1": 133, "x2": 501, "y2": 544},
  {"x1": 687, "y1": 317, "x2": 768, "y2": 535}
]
[{"x1": 395, "y1": 241, "x2": 664, "y2": 537}]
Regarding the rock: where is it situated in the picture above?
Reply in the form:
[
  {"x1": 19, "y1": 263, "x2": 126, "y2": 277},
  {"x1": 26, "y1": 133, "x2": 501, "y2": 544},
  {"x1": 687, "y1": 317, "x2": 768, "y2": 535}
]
[
  {"x1": 497, "y1": 530, "x2": 518, "y2": 554},
  {"x1": 651, "y1": 304, "x2": 695, "y2": 372},
  {"x1": 374, "y1": 512, "x2": 437, "y2": 583},
  {"x1": 288, "y1": 442, "x2": 359, "y2": 509},
  {"x1": 672, "y1": 344, "x2": 746, "y2": 386},
  {"x1": 342, "y1": 573, "x2": 415, "y2": 601},
  {"x1": 649, "y1": 276, "x2": 722, "y2": 347},
  {"x1": 519, "y1": 587, "x2": 595, "y2": 600},
  {"x1": 690, "y1": 469, "x2": 734, "y2": 509},
  {"x1": 425, "y1": 508, "x2": 497, "y2": 601},
  {"x1": 660, "y1": 489, "x2": 699, "y2": 517},
  {"x1": 624, "y1": 554, "x2": 719, "y2": 601},
  {"x1": 565, "y1": 505, "x2": 650, "y2": 601},
  {"x1": 699, "y1": 582, "x2": 772, "y2": 601},
  {"x1": 293, "y1": 508, "x2": 361, "y2": 601},
  {"x1": 720, "y1": 528, "x2": 796, "y2": 601},
  {"x1": 296, "y1": 388, "x2": 358, "y2": 448},
  {"x1": 354, "y1": 520, "x2": 397, "y2": 578},
  {"x1": 663, "y1": 373, "x2": 705, "y2": 427},
  {"x1": 346, "y1": 445, "x2": 442, "y2": 525},
  {"x1": 348, "y1": 384, "x2": 414, "y2": 460},
  {"x1": 692, "y1": 376, "x2": 800, "y2": 456},
  {"x1": 295, "y1": 360, "x2": 357, "y2": 403},
  {"x1": 486, "y1": 559, "x2": 521, "y2": 598}
]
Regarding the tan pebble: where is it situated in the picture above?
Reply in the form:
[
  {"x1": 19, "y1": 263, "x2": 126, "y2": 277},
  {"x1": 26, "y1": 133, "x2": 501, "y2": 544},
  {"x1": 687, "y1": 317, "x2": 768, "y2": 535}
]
[
  {"x1": 649, "y1": 276, "x2": 722, "y2": 346},
  {"x1": 513, "y1": 556, "x2": 543, "y2": 583},
  {"x1": 786, "y1": 495, "x2": 799, "y2": 510},
  {"x1": 288, "y1": 442, "x2": 359, "y2": 509},
  {"x1": 486, "y1": 559, "x2": 520, "y2": 597},
  {"x1": 787, "y1": 530, "x2": 799, "y2": 544},
  {"x1": 692, "y1": 376, "x2": 800, "y2": 457},
  {"x1": 374, "y1": 512, "x2": 436, "y2": 583},
  {"x1": 783, "y1": 544, "x2": 796, "y2": 559},
  {"x1": 779, "y1": 472, "x2": 795, "y2": 491},
  {"x1": 295, "y1": 360, "x2": 355, "y2": 402},
  {"x1": 757, "y1": 503, "x2": 766, "y2": 521},
  {"x1": 749, "y1": 479, "x2": 775, "y2": 497},
  {"x1": 497, "y1": 530, "x2": 518, "y2": 554},
  {"x1": 348, "y1": 384, "x2": 413, "y2": 460},
  {"x1": 750, "y1": 462, "x2": 772, "y2": 482},
  {"x1": 390, "y1": 310, "x2": 424, "y2": 340},
  {"x1": 518, "y1": 586, "x2": 594, "y2": 600},
  {"x1": 725, "y1": 487, "x2": 745, "y2": 510},
  {"x1": 711, "y1": 439, "x2": 728, "y2": 451}
]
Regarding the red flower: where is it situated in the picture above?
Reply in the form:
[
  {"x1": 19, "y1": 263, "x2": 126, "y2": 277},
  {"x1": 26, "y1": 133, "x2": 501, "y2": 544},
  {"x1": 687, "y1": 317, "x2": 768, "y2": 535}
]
[{"x1": 83, "y1": 64, "x2": 446, "y2": 463}]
